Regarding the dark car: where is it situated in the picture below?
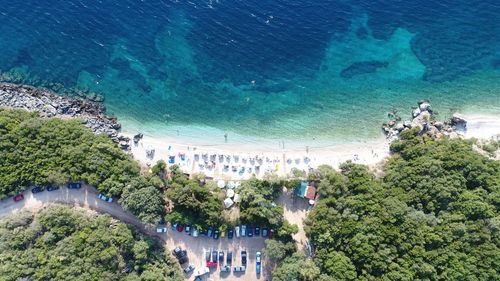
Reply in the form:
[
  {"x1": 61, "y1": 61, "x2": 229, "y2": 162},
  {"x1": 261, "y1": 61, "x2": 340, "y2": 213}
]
[
  {"x1": 205, "y1": 251, "x2": 211, "y2": 262},
  {"x1": 227, "y1": 252, "x2": 232, "y2": 265},
  {"x1": 268, "y1": 229, "x2": 275, "y2": 238},
  {"x1": 241, "y1": 250, "x2": 247, "y2": 265},
  {"x1": 31, "y1": 187, "x2": 43, "y2": 194},
  {"x1": 158, "y1": 220, "x2": 166, "y2": 225},
  {"x1": 262, "y1": 228, "x2": 268, "y2": 237},
  {"x1": 255, "y1": 227, "x2": 261, "y2": 236},
  {"x1": 212, "y1": 250, "x2": 218, "y2": 263},
  {"x1": 219, "y1": 251, "x2": 224, "y2": 263},
  {"x1": 247, "y1": 226, "x2": 253, "y2": 237},
  {"x1": 13, "y1": 194, "x2": 24, "y2": 202},
  {"x1": 213, "y1": 229, "x2": 220, "y2": 239},
  {"x1": 173, "y1": 247, "x2": 187, "y2": 259},
  {"x1": 184, "y1": 264, "x2": 195, "y2": 273},
  {"x1": 47, "y1": 186, "x2": 59, "y2": 191},
  {"x1": 185, "y1": 225, "x2": 191, "y2": 234},
  {"x1": 171, "y1": 223, "x2": 178, "y2": 230},
  {"x1": 178, "y1": 256, "x2": 188, "y2": 264},
  {"x1": 207, "y1": 227, "x2": 213, "y2": 237},
  {"x1": 228, "y1": 228, "x2": 234, "y2": 239},
  {"x1": 67, "y1": 183, "x2": 82, "y2": 189}
]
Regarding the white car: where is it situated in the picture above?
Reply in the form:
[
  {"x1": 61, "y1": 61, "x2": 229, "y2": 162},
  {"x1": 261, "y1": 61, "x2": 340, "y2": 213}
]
[
  {"x1": 98, "y1": 194, "x2": 113, "y2": 202},
  {"x1": 194, "y1": 266, "x2": 210, "y2": 277},
  {"x1": 241, "y1": 225, "x2": 247, "y2": 236},
  {"x1": 256, "y1": 251, "x2": 261, "y2": 263},
  {"x1": 235, "y1": 226, "x2": 240, "y2": 238},
  {"x1": 156, "y1": 227, "x2": 167, "y2": 233},
  {"x1": 192, "y1": 227, "x2": 199, "y2": 237}
]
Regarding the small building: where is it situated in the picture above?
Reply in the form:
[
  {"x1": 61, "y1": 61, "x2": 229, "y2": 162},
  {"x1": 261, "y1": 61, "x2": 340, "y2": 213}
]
[{"x1": 294, "y1": 181, "x2": 317, "y2": 200}]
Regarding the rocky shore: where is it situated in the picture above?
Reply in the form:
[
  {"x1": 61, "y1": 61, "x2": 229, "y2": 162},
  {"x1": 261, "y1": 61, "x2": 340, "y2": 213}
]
[
  {"x1": 382, "y1": 100, "x2": 468, "y2": 141},
  {"x1": 0, "y1": 83, "x2": 128, "y2": 145}
]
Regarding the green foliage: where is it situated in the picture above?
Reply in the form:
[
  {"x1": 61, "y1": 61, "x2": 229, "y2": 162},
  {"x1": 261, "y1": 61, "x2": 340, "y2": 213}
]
[
  {"x1": 238, "y1": 177, "x2": 284, "y2": 226},
  {"x1": 0, "y1": 205, "x2": 182, "y2": 281},
  {"x1": 151, "y1": 160, "x2": 167, "y2": 177},
  {"x1": 120, "y1": 175, "x2": 167, "y2": 226},
  {"x1": 0, "y1": 108, "x2": 140, "y2": 198},
  {"x1": 272, "y1": 251, "x2": 329, "y2": 281},
  {"x1": 263, "y1": 239, "x2": 296, "y2": 264},
  {"x1": 165, "y1": 166, "x2": 224, "y2": 228},
  {"x1": 303, "y1": 137, "x2": 500, "y2": 280}
]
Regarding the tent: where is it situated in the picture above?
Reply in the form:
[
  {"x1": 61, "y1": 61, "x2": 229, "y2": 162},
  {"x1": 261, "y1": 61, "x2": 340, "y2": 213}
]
[
  {"x1": 226, "y1": 189, "x2": 235, "y2": 198},
  {"x1": 217, "y1": 180, "x2": 226, "y2": 188},
  {"x1": 224, "y1": 198, "x2": 234, "y2": 208},
  {"x1": 233, "y1": 193, "x2": 241, "y2": 203}
]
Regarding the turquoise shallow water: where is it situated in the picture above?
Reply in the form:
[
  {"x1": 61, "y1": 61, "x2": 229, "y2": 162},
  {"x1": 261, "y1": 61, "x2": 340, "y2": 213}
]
[{"x1": 0, "y1": 0, "x2": 499, "y2": 149}]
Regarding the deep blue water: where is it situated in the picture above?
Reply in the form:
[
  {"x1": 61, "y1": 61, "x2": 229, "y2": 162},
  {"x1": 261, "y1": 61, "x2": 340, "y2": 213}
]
[{"x1": 0, "y1": 0, "x2": 499, "y2": 147}]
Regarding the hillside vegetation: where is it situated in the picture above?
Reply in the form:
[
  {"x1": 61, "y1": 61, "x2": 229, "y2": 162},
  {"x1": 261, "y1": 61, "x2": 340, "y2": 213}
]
[
  {"x1": 301, "y1": 129, "x2": 499, "y2": 280},
  {"x1": 0, "y1": 205, "x2": 182, "y2": 281}
]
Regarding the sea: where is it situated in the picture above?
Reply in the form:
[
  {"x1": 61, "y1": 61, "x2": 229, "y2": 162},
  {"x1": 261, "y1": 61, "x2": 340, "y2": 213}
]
[{"x1": 0, "y1": 0, "x2": 499, "y2": 150}]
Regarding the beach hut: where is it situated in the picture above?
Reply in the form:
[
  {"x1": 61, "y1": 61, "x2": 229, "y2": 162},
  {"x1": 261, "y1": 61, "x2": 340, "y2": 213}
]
[{"x1": 294, "y1": 181, "x2": 317, "y2": 200}]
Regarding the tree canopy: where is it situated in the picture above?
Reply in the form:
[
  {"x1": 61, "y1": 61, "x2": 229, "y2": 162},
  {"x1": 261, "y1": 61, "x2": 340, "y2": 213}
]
[
  {"x1": 303, "y1": 132, "x2": 499, "y2": 281},
  {"x1": 0, "y1": 108, "x2": 140, "y2": 198},
  {"x1": 0, "y1": 205, "x2": 182, "y2": 281}
]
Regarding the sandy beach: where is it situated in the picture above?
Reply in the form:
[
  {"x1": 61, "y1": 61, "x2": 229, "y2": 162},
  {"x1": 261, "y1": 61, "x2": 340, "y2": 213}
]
[{"x1": 123, "y1": 112, "x2": 500, "y2": 181}]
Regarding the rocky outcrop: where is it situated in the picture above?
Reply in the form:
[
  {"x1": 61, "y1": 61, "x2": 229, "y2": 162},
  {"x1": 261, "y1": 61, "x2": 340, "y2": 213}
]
[
  {"x1": 382, "y1": 101, "x2": 467, "y2": 141},
  {"x1": 0, "y1": 83, "x2": 126, "y2": 144}
]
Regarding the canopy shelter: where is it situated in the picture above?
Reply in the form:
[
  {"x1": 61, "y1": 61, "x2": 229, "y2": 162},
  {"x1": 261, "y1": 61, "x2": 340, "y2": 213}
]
[{"x1": 294, "y1": 181, "x2": 317, "y2": 200}]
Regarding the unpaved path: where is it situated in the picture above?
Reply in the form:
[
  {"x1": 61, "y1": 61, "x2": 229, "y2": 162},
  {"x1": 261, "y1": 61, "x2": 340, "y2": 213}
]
[{"x1": 0, "y1": 186, "x2": 268, "y2": 281}]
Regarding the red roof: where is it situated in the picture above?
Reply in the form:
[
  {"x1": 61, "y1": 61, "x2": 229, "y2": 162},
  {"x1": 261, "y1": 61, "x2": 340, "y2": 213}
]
[{"x1": 305, "y1": 186, "x2": 317, "y2": 200}]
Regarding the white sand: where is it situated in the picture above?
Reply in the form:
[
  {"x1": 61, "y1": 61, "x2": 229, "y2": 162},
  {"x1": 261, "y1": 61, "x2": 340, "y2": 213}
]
[
  {"x1": 124, "y1": 132, "x2": 390, "y2": 180},
  {"x1": 124, "y1": 114, "x2": 500, "y2": 180}
]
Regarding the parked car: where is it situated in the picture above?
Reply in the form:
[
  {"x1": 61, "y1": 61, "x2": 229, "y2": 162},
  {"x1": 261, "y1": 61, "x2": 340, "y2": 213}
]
[
  {"x1": 219, "y1": 251, "x2": 224, "y2": 263},
  {"x1": 233, "y1": 266, "x2": 246, "y2": 272},
  {"x1": 212, "y1": 250, "x2": 218, "y2": 263},
  {"x1": 268, "y1": 228, "x2": 275, "y2": 238},
  {"x1": 67, "y1": 183, "x2": 82, "y2": 189},
  {"x1": 194, "y1": 266, "x2": 210, "y2": 277},
  {"x1": 227, "y1": 252, "x2": 232, "y2": 265},
  {"x1": 156, "y1": 227, "x2": 167, "y2": 233},
  {"x1": 255, "y1": 227, "x2": 261, "y2": 236},
  {"x1": 158, "y1": 220, "x2": 166, "y2": 225},
  {"x1": 176, "y1": 224, "x2": 184, "y2": 232},
  {"x1": 173, "y1": 247, "x2": 187, "y2": 259},
  {"x1": 228, "y1": 228, "x2": 234, "y2": 239},
  {"x1": 220, "y1": 230, "x2": 226, "y2": 238},
  {"x1": 207, "y1": 227, "x2": 213, "y2": 237},
  {"x1": 13, "y1": 194, "x2": 24, "y2": 202},
  {"x1": 31, "y1": 187, "x2": 43, "y2": 194},
  {"x1": 192, "y1": 226, "x2": 199, "y2": 237},
  {"x1": 213, "y1": 229, "x2": 220, "y2": 239},
  {"x1": 171, "y1": 223, "x2": 178, "y2": 231},
  {"x1": 184, "y1": 264, "x2": 195, "y2": 273},
  {"x1": 256, "y1": 251, "x2": 262, "y2": 273},
  {"x1": 178, "y1": 256, "x2": 189, "y2": 264},
  {"x1": 98, "y1": 194, "x2": 113, "y2": 202},
  {"x1": 220, "y1": 266, "x2": 231, "y2": 272},
  {"x1": 241, "y1": 225, "x2": 247, "y2": 236},
  {"x1": 241, "y1": 250, "x2": 247, "y2": 265},
  {"x1": 206, "y1": 261, "x2": 213, "y2": 268},
  {"x1": 235, "y1": 226, "x2": 240, "y2": 238},
  {"x1": 205, "y1": 251, "x2": 211, "y2": 262},
  {"x1": 185, "y1": 225, "x2": 191, "y2": 234},
  {"x1": 47, "y1": 186, "x2": 59, "y2": 192},
  {"x1": 247, "y1": 226, "x2": 253, "y2": 237},
  {"x1": 262, "y1": 228, "x2": 268, "y2": 237}
]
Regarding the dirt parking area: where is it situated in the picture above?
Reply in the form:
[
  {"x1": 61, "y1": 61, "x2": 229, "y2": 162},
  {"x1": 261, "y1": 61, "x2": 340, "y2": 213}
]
[{"x1": 163, "y1": 227, "x2": 269, "y2": 281}]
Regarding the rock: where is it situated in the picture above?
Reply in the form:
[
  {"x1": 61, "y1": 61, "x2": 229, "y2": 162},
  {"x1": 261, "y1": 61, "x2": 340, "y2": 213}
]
[
  {"x1": 434, "y1": 121, "x2": 443, "y2": 129},
  {"x1": 451, "y1": 113, "x2": 467, "y2": 126},
  {"x1": 412, "y1": 108, "x2": 421, "y2": 118},
  {"x1": 133, "y1": 133, "x2": 144, "y2": 143},
  {"x1": 0, "y1": 83, "x2": 122, "y2": 141},
  {"x1": 395, "y1": 123, "x2": 405, "y2": 131},
  {"x1": 119, "y1": 140, "x2": 130, "y2": 149},
  {"x1": 419, "y1": 102, "x2": 431, "y2": 112},
  {"x1": 403, "y1": 121, "x2": 412, "y2": 128}
]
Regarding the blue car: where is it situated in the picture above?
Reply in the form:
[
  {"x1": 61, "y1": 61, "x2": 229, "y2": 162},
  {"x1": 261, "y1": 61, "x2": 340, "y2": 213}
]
[
  {"x1": 171, "y1": 223, "x2": 178, "y2": 231},
  {"x1": 67, "y1": 183, "x2": 81, "y2": 189},
  {"x1": 255, "y1": 227, "x2": 261, "y2": 236},
  {"x1": 207, "y1": 227, "x2": 213, "y2": 238},
  {"x1": 31, "y1": 187, "x2": 43, "y2": 194},
  {"x1": 228, "y1": 228, "x2": 234, "y2": 239},
  {"x1": 247, "y1": 226, "x2": 253, "y2": 237},
  {"x1": 47, "y1": 186, "x2": 59, "y2": 192}
]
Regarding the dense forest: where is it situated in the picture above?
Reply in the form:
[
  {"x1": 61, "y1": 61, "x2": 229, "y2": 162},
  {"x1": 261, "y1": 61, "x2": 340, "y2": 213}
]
[
  {"x1": 0, "y1": 205, "x2": 182, "y2": 281},
  {"x1": 299, "y1": 129, "x2": 500, "y2": 281},
  {"x1": 0, "y1": 108, "x2": 139, "y2": 198}
]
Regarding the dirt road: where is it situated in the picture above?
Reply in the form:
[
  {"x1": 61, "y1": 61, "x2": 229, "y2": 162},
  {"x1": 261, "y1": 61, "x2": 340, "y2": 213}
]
[{"x1": 0, "y1": 186, "x2": 268, "y2": 281}]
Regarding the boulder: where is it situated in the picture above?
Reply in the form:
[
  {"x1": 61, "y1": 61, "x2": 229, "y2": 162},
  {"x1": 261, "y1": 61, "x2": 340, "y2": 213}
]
[
  {"x1": 412, "y1": 108, "x2": 421, "y2": 118},
  {"x1": 451, "y1": 113, "x2": 467, "y2": 125},
  {"x1": 419, "y1": 102, "x2": 432, "y2": 112},
  {"x1": 434, "y1": 121, "x2": 444, "y2": 130}
]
